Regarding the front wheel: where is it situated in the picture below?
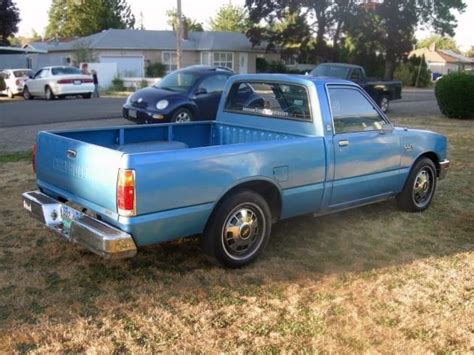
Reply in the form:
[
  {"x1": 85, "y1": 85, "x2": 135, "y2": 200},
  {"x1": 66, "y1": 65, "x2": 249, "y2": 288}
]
[
  {"x1": 201, "y1": 190, "x2": 272, "y2": 268},
  {"x1": 396, "y1": 158, "x2": 437, "y2": 212},
  {"x1": 171, "y1": 108, "x2": 193, "y2": 123},
  {"x1": 23, "y1": 86, "x2": 33, "y2": 100}
]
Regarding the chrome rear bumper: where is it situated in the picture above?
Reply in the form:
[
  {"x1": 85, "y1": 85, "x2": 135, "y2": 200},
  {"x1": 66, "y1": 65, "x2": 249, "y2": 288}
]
[
  {"x1": 438, "y1": 159, "x2": 450, "y2": 180},
  {"x1": 22, "y1": 191, "x2": 137, "y2": 259}
]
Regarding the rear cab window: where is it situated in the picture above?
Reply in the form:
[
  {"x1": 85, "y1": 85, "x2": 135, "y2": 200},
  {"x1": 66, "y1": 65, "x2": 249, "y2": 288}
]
[
  {"x1": 224, "y1": 81, "x2": 312, "y2": 121},
  {"x1": 327, "y1": 86, "x2": 387, "y2": 133}
]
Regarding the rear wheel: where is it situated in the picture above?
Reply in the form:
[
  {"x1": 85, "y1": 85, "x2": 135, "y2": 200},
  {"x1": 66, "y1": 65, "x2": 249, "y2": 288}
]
[
  {"x1": 201, "y1": 190, "x2": 272, "y2": 268},
  {"x1": 45, "y1": 86, "x2": 55, "y2": 100},
  {"x1": 82, "y1": 93, "x2": 92, "y2": 99},
  {"x1": 396, "y1": 158, "x2": 437, "y2": 212},
  {"x1": 23, "y1": 86, "x2": 33, "y2": 100},
  {"x1": 171, "y1": 108, "x2": 192, "y2": 123}
]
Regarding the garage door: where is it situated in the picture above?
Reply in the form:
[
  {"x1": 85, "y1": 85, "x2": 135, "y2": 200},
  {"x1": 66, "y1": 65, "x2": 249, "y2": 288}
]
[{"x1": 100, "y1": 56, "x2": 144, "y2": 77}]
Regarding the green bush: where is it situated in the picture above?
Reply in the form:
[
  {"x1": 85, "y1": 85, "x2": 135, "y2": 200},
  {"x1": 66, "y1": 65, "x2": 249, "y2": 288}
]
[
  {"x1": 146, "y1": 62, "x2": 166, "y2": 77},
  {"x1": 139, "y1": 79, "x2": 149, "y2": 89},
  {"x1": 394, "y1": 63, "x2": 413, "y2": 86},
  {"x1": 394, "y1": 55, "x2": 431, "y2": 88},
  {"x1": 435, "y1": 72, "x2": 474, "y2": 119},
  {"x1": 111, "y1": 76, "x2": 125, "y2": 91}
]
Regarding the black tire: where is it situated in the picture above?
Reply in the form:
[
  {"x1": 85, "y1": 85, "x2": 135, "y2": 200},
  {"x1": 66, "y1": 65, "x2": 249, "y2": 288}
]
[
  {"x1": 171, "y1": 107, "x2": 193, "y2": 123},
  {"x1": 396, "y1": 158, "x2": 437, "y2": 212},
  {"x1": 82, "y1": 93, "x2": 92, "y2": 99},
  {"x1": 57, "y1": 95, "x2": 65, "y2": 100},
  {"x1": 379, "y1": 95, "x2": 390, "y2": 113},
  {"x1": 201, "y1": 190, "x2": 272, "y2": 268},
  {"x1": 45, "y1": 86, "x2": 55, "y2": 100},
  {"x1": 23, "y1": 86, "x2": 33, "y2": 100}
]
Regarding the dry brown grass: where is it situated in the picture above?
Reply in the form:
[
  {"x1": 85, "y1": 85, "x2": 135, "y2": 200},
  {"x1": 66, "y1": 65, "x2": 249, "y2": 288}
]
[{"x1": 0, "y1": 115, "x2": 473, "y2": 354}]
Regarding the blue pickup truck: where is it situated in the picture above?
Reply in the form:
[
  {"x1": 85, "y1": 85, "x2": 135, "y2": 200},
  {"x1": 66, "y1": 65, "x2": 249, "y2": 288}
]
[{"x1": 23, "y1": 74, "x2": 450, "y2": 267}]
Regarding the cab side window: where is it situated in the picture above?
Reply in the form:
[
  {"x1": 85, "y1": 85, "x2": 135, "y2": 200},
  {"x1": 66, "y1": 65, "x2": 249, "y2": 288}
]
[
  {"x1": 198, "y1": 74, "x2": 229, "y2": 94},
  {"x1": 328, "y1": 87, "x2": 385, "y2": 134},
  {"x1": 350, "y1": 69, "x2": 363, "y2": 81}
]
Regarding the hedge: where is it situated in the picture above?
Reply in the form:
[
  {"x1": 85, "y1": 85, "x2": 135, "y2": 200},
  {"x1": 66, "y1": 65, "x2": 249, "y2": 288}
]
[{"x1": 435, "y1": 72, "x2": 474, "y2": 119}]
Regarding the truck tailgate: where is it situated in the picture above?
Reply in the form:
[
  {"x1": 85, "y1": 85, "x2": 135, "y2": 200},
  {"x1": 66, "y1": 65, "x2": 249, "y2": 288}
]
[{"x1": 35, "y1": 131, "x2": 124, "y2": 217}]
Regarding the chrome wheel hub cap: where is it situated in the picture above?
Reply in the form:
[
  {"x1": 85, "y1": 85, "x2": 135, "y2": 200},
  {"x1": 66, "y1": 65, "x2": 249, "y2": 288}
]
[
  {"x1": 176, "y1": 112, "x2": 190, "y2": 123},
  {"x1": 413, "y1": 169, "x2": 432, "y2": 205},
  {"x1": 223, "y1": 206, "x2": 261, "y2": 256}
]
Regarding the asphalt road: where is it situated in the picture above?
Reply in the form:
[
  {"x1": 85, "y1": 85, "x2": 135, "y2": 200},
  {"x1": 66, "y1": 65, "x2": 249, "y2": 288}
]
[
  {"x1": 0, "y1": 89, "x2": 439, "y2": 153},
  {"x1": 0, "y1": 96, "x2": 125, "y2": 128},
  {"x1": 390, "y1": 88, "x2": 440, "y2": 116}
]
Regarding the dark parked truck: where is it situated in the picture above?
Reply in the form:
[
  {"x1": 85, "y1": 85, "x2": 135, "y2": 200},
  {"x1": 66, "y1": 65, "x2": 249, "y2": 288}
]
[
  {"x1": 23, "y1": 74, "x2": 449, "y2": 268},
  {"x1": 310, "y1": 63, "x2": 402, "y2": 113}
]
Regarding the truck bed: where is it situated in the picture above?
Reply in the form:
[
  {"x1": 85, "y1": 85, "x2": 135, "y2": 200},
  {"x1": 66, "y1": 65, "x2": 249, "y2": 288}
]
[
  {"x1": 35, "y1": 121, "x2": 325, "y2": 244},
  {"x1": 56, "y1": 121, "x2": 301, "y2": 154}
]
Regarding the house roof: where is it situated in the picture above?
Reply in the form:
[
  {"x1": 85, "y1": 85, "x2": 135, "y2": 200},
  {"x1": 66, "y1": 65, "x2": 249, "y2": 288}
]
[
  {"x1": 410, "y1": 47, "x2": 474, "y2": 64},
  {"x1": 30, "y1": 29, "x2": 270, "y2": 53},
  {"x1": 438, "y1": 49, "x2": 474, "y2": 64}
]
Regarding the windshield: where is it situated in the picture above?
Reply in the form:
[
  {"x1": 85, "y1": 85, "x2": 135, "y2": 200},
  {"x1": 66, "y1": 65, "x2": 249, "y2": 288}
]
[
  {"x1": 311, "y1": 65, "x2": 350, "y2": 79},
  {"x1": 51, "y1": 67, "x2": 82, "y2": 75},
  {"x1": 154, "y1": 71, "x2": 199, "y2": 92},
  {"x1": 14, "y1": 70, "x2": 33, "y2": 78}
]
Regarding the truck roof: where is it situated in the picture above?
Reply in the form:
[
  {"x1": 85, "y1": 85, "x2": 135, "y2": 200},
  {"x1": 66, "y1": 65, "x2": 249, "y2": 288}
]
[
  {"x1": 227, "y1": 73, "x2": 357, "y2": 87},
  {"x1": 317, "y1": 62, "x2": 362, "y2": 69}
]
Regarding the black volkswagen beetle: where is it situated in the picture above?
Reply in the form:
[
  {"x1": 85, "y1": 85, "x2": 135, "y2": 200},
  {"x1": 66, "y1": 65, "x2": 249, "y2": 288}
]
[{"x1": 123, "y1": 66, "x2": 234, "y2": 124}]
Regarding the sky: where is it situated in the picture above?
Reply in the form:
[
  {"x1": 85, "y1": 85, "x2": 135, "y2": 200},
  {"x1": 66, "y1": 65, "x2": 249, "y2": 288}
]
[{"x1": 15, "y1": 0, "x2": 474, "y2": 52}]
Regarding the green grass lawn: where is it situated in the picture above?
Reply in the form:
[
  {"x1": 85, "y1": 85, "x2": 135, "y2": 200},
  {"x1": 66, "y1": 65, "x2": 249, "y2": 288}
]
[{"x1": 0, "y1": 115, "x2": 472, "y2": 353}]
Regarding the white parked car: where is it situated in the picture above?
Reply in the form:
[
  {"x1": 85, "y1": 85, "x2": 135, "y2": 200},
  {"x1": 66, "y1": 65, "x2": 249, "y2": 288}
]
[
  {"x1": 0, "y1": 69, "x2": 33, "y2": 98},
  {"x1": 23, "y1": 66, "x2": 94, "y2": 100}
]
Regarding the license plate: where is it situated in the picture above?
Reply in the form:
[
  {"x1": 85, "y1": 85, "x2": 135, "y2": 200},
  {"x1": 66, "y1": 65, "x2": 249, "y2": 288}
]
[
  {"x1": 74, "y1": 80, "x2": 81, "y2": 85},
  {"x1": 128, "y1": 110, "x2": 137, "y2": 118},
  {"x1": 61, "y1": 205, "x2": 81, "y2": 231}
]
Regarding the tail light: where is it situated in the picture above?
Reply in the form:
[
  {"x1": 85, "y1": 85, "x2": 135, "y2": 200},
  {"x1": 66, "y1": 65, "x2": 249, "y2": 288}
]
[
  {"x1": 15, "y1": 79, "x2": 20, "y2": 85},
  {"x1": 117, "y1": 169, "x2": 136, "y2": 216},
  {"x1": 32, "y1": 144, "x2": 36, "y2": 173},
  {"x1": 82, "y1": 78, "x2": 93, "y2": 83},
  {"x1": 57, "y1": 79, "x2": 73, "y2": 84}
]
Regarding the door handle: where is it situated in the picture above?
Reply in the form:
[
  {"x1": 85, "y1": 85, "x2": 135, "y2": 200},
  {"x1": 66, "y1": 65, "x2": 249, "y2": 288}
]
[{"x1": 338, "y1": 140, "x2": 349, "y2": 147}]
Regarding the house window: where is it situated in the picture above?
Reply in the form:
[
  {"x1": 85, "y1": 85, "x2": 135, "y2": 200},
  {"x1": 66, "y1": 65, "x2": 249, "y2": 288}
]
[
  {"x1": 162, "y1": 51, "x2": 177, "y2": 72},
  {"x1": 213, "y1": 52, "x2": 234, "y2": 69},
  {"x1": 201, "y1": 52, "x2": 234, "y2": 69},
  {"x1": 201, "y1": 52, "x2": 211, "y2": 65}
]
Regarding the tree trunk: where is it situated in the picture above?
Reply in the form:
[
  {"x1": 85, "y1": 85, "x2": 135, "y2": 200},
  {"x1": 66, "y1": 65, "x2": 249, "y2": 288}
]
[{"x1": 384, "y1": 56, "x2": 396, "y2": 80}]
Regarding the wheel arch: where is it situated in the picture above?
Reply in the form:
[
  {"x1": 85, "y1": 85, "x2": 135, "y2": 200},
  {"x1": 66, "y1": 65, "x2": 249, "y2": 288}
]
[
  {"x1": 207, "y1": 178, "x2": 282, "y2": 228},
  {"x1": 413, "y1": 151, "x2": 441, "y2": 176}
]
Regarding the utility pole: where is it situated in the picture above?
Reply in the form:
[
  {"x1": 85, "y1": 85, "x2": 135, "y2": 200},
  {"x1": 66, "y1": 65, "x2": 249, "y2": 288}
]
[{"x1": 176, "y1": 0, "x2": 183, "y2": 69}]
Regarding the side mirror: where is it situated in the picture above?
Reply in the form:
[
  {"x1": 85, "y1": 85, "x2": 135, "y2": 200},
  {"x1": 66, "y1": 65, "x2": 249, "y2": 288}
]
[
  {"x1": 195, "y1": 88, "x2": 207, "y2": 96},
  {"x1": 374, "y1": 122, "x2": 393, "y2": 134}
]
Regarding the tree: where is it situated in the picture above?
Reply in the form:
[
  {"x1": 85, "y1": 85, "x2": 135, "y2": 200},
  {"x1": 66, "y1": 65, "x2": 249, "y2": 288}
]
[
  {"x1": 166, "y1": 9, "x2": 204, "y2": 32},
  {"x1": 417, "y1": 35, "x2": 460, "y2": 53},
  {"x1": 0, "y1": 0, "x2": 20, "y2": 45},
  {"x1": 8, "y1": 29, "x2": 42, "y2": 46},
  {"x1": 345, "y1": 0, "x2": 466, "y2": 80},
  {"x1": 209, "y1": 4, "x2": 250, "y2": 32},
  {"x1": 45, "y1": 0, "x2": 135, "y2": 38},
  {"x1": 465, "y1": 47, "x2": 474, "y2": 58}
]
